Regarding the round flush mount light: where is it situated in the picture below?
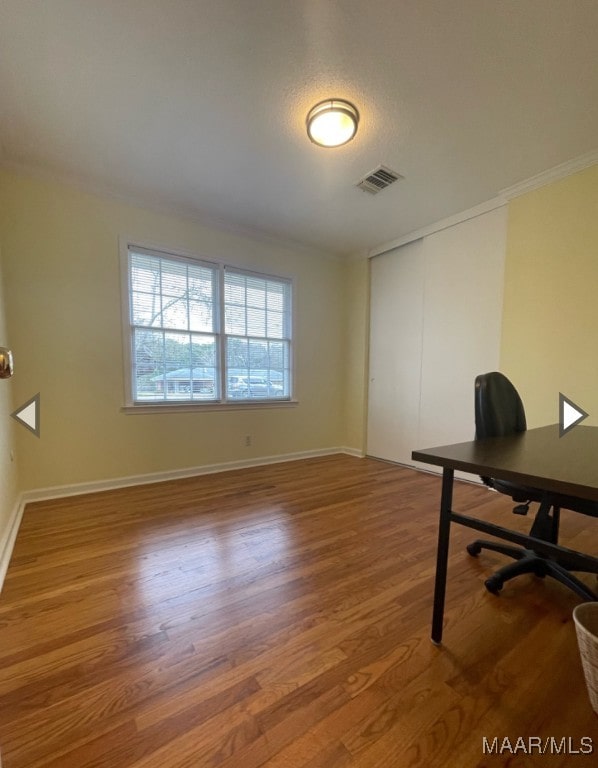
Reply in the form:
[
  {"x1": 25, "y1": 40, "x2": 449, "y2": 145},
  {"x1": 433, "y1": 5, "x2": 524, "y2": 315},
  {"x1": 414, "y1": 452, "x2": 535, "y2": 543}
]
[{"x1": 306, "y1": 99, "x2": 359, "y2": 147}]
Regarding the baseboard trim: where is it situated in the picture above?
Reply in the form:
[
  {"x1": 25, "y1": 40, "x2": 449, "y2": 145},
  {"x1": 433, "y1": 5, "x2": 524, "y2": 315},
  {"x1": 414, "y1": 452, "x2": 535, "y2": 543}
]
[
  {"x1": 0, "y1": 494, "x2": 26, "y2": 592},
  {"x1": 22, "y1": 447, "x2": 365, "y2": 504},
  {"x1": 339, "y1": 446, "x2": 365, "y2": 458}
]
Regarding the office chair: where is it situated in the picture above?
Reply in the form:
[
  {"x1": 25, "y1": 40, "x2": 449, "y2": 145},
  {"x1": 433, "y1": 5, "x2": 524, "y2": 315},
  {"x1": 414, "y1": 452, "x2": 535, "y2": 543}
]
[{"x1": 467, "y1": 371, "x2": 598, "y2": 600}]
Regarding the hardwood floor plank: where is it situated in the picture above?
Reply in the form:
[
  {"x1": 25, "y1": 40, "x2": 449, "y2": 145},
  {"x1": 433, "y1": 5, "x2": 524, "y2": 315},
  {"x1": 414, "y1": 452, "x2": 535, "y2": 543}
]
[{"x1": 1, "y1": 455, "x2": 596, "y2": 767}]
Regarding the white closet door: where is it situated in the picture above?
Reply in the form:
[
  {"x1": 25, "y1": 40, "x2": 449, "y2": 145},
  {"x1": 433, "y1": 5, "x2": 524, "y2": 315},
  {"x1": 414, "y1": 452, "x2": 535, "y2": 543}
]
[
  {"x1": 367, "y1": 239, "x2": 424, "y2": 465},
  {"x1": 417, "y1": 207, "x2": 507, "y2": 456}
]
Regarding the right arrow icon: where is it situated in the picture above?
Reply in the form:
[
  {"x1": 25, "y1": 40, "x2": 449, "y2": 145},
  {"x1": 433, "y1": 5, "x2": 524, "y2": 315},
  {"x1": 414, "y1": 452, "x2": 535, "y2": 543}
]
[{"x1": 559, "y1": 393, "x2": 589, "y2": 437}]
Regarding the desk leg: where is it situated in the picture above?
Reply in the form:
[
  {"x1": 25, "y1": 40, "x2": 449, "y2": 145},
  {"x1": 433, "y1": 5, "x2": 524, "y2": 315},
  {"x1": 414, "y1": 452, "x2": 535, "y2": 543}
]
[{"x1": 431, "y1": 468, "x2": 454, "y2": 645}]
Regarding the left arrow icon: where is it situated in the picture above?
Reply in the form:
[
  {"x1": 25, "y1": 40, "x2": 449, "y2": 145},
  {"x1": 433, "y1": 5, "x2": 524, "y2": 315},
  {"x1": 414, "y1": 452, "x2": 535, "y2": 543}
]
[{"x1": 11, "y1": 393, "x2": 40, "y2": 437}]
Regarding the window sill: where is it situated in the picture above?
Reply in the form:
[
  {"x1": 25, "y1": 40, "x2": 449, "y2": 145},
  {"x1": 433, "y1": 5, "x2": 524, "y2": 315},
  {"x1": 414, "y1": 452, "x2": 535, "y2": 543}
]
[{"x1": 121, "y1": 399, "x2": 299, "y2": 414}]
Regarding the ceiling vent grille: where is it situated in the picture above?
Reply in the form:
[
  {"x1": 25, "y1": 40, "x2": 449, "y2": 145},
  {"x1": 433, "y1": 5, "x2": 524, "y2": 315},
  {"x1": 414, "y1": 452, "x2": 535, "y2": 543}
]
[{"x1": 356, "y1": 165, "x2": 403, "y2": 194}]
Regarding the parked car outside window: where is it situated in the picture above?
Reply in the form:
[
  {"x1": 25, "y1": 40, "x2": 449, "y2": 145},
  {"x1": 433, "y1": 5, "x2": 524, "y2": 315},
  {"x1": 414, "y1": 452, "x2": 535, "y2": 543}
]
[{"x1": 228, "y1": 376, "x2": 284, "y2": 399}]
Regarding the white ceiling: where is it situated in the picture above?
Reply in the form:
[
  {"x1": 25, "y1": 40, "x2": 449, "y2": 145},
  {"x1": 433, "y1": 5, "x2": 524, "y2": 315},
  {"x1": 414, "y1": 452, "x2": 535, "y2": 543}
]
[{"x1": 1, "y1": 0, "x2": 597, "y2": 258}]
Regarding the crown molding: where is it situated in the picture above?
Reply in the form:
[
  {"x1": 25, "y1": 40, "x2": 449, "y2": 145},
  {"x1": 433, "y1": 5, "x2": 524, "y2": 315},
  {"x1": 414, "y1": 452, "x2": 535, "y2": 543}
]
[
  {"x1": 368, "y1": 148, "x2": 598, "y2": 259},
  {"x1": 499, "y1": 149, "x2": 598, "y2": 201},
  {"x1": 3, "y1": 148, "x2": 596, "y2": 265},
  {"x1": 0, "y1": 160, "x2": 340, "y2": 263},
  {"x1": 368, "y1": 196, "x2": 507, "y2": 259}
]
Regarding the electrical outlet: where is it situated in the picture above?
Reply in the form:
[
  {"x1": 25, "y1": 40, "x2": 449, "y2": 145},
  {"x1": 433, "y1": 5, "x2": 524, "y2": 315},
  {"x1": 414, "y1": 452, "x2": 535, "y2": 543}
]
[{"x1": 245, "y1": 435, "x2": 252, "y2": 447}]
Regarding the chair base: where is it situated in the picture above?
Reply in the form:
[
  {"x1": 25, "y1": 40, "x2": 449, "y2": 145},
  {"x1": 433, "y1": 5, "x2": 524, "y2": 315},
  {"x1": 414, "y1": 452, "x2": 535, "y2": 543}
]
[{"x1": 466, "y1": 539, "x2": 598, "y2": 601}]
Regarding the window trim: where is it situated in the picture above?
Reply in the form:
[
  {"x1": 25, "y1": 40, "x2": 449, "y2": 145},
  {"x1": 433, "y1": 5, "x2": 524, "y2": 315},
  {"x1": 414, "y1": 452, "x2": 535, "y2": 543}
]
[{"x1": 119, "y1": 238, "x2": 297, "y2": 411}]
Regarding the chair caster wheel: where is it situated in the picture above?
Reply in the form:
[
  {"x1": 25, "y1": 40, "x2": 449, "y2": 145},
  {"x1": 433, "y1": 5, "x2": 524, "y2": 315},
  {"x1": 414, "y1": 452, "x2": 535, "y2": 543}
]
[
  {"x1": 467, "y1": 542, "x2": 482, "y2": 557},
  {"x1": 484, "y1": 576, "x2": 503, "y2": 595}
]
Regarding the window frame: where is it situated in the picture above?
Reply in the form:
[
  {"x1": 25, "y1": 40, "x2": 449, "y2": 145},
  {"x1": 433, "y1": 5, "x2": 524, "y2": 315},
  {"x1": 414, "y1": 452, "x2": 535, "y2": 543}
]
[{"x1": 120, "y1": 239, "x2": 296, "y2": 412}]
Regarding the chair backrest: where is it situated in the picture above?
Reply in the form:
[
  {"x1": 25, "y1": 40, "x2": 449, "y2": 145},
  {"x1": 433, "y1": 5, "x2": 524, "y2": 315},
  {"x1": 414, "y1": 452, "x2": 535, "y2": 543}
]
[{"x1": 475, "y1": 372, "x2": 527, "y2": 439}]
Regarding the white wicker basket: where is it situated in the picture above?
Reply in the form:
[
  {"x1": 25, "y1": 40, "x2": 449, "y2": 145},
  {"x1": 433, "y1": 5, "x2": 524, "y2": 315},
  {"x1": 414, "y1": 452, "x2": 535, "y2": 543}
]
[{"x1": 573, "y1": 602, "x2": 598, "y2": 714}]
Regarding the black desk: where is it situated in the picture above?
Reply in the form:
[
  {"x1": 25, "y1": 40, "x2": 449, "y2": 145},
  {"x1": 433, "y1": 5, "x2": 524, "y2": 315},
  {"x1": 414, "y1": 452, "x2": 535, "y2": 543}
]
[{"x1": 412, "y1": 424, "x2": 598, "y2": 644}]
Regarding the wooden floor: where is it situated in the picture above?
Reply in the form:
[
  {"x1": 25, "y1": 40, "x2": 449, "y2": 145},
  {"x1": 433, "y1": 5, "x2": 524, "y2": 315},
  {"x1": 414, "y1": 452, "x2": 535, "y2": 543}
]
[{"x1": 0, "y1": 455, "x2": 597, "y2": 768}]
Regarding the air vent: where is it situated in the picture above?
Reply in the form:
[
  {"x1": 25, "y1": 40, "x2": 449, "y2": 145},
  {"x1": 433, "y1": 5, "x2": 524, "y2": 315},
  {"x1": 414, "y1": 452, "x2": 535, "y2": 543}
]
[{"x1": 356, "y1": 165, "x2": 403, "y2": 194}]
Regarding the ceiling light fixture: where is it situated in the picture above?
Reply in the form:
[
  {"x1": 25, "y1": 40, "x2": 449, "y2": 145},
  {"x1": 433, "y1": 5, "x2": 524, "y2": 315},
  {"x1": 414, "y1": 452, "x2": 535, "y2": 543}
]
[{"x1": 306, "y1": 99, "x2": 359, "y2": 148}]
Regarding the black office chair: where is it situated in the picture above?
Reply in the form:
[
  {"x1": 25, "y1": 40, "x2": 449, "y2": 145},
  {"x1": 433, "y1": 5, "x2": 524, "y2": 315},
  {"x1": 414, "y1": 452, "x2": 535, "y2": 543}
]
[{"x1": 467, "y1": 371, "x2": 598, "y2": 600}]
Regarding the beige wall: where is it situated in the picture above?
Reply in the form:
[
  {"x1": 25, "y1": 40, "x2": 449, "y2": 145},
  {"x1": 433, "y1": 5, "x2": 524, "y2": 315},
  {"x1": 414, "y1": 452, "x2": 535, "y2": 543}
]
[
  {"x1": 500, "y1": 164, "x2": 598, "y2": 428},
  {"x1": 4, "y1": 160, "x2": 595, "y2": 495},
  {"x1": 0, "y1": 250, "x2": 20, "y2": 571},
  {"x1": 342, "y1": 258, "x2": 369, "y2": 454},
  {"x1": 0, "y1": 170, "x2": 350, "y2": 491}
]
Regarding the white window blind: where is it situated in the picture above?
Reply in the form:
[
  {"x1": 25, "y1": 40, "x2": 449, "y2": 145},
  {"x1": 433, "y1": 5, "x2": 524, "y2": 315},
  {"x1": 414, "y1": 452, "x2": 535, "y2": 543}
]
[
  {"x1": 224, "y1": 268, "x2": 292, "y2": 400},
  {"x1": 124, "y1": 246, "x2": 292, "y2": 404}
]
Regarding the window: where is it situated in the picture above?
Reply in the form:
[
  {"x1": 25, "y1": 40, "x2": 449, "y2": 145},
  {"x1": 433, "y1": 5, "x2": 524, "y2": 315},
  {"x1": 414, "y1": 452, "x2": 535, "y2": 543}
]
[{"x1": 123, "y1": 245, "x2": 292, "y2": 405}]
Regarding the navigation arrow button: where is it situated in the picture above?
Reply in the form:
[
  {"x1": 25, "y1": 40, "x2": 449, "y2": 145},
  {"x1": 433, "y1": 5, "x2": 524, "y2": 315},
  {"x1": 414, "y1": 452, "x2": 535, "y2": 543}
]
[
  {"x1": 559, "y1": 392, "x2": 588, "y2": 437},
  {"x1": 11, "y1": 393, "x2": 40, "y2": 437}
]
